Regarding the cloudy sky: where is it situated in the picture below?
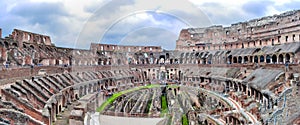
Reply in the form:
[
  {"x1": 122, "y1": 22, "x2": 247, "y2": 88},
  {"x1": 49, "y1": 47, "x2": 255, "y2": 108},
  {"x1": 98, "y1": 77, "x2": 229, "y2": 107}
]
[{"x1": 0, "y1": 0, "x2": 299, "y2": 50}]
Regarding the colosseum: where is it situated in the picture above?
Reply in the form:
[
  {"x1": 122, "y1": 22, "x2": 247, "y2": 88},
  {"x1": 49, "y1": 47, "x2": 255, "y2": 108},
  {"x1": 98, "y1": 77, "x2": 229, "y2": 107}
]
[{"x1": 0, "y1": 9, "x2": 300, "y2": 125}]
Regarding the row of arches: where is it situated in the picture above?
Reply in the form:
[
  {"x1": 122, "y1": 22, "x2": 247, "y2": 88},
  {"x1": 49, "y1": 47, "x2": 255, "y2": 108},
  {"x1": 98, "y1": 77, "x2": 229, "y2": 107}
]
[{"x1": 230, "y1": 53, "x2": 292, "y2": 64}]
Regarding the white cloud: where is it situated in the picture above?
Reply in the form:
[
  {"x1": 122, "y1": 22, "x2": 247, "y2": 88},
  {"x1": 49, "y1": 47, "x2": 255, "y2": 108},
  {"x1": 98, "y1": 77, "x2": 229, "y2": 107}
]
[
  {"x1": 74, "y1": 0, "x2": 211, "y2": 49},
  {"x1": 1, "y1": 0, "x2": 299, "y2": 50}
]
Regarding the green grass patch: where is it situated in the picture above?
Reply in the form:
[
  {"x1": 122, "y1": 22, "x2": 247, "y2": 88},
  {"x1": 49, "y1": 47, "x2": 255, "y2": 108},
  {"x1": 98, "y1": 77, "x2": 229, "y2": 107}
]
[
  {"x1": 160, "y1": 94, "x2": 168, "y2": 116},
  {"x1": 182, "y1": 114, "x2": 189, "y2": 125},
  {"x1": 97, "y1": 84, "x2": 161, "y2": 112}
]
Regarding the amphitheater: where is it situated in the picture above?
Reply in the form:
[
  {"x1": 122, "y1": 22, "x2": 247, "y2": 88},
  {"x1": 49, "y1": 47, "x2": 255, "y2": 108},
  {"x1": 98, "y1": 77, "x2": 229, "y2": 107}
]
[{"x1": 1, "y1": 10, "x2": 300, "y2": 125}]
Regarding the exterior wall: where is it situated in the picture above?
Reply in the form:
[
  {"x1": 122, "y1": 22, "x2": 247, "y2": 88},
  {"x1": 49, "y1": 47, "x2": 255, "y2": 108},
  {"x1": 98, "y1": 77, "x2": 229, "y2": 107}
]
[{"x1": 176, "y1": 10, "x2": 300, "y2": 51}]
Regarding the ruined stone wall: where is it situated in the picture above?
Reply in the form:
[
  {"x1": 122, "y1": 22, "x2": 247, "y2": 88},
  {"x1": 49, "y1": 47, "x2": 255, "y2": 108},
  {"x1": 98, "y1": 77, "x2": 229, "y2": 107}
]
[
  {"x1": 176, "y1": 10, "x2": 300, "y2": 51},
  {"x1": 0, "y1": 66, "x2": 69, "y2": 84},
  {"x1": 11, "y1": 29, "x2": 52, "y2": 47},
  {"x1": 90, "y1": 43, "x2": 163, "y2": 53}
]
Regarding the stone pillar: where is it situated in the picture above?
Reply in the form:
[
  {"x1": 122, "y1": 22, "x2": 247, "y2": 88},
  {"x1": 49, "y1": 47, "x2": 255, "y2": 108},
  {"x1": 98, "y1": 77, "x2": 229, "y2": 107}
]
[
  {"x1": 246, "y1": 85, "x2": 249, "y2": 96},
  {"x1": 241, "y1": 57, "x2": 244, "y2": 64},
  {"x1": 0, "y1": 28, "x2": 2, "y2": 38},
  {"x1": 270, "y1": 58, "x2": 273, "y2": 63}
]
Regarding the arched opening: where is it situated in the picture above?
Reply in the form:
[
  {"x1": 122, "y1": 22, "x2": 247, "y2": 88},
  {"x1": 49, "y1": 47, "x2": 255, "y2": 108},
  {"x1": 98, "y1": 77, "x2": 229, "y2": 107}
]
[
  {"x1": 55, "y1": 59, "x2": 60, "y2": 65},
  {"x1": 4, "y1": 42, "x2": 9, "y2": 48},
  {"x1": 12, "y1": 43, "x2": 18, "y2": 48},
  {"x1": 238, "y1": 56, "x2": 242, "y2": 63},
  {"x1": 260, "y1": 55, "x2": 265, "y2": 63},
  {"x1": 174, "y1": 59, "x2": 178, "y2": 64},
  {"x1": 141, "y1": 58, "x2": 145, "y2": 64},
  {"x1": 278, "y1": 54, "x2": 284, "y2": 63},
  {"x1": 166, "y1": 53, "x2": 169, "y2": 59},
  {"x1": 22, "y1": 44, "x2": 27, "y2": 48},
  {"x1": 159, "y1": 55, "x2": 165, "y2": 64},
  {"x1": 266, "y1": 55, "x2": 271, "y2": 63},
  {"x1": 144, "y1": 71, "x2": 147, "y2": 79},
  {"x1": 128, "y1": 58, "x2": 132, "y2": 64},
  {"x1": 117, "y1": 59, "x2": 122, "y2": 65},
  {"x1": 98, "y1": 58, "x2": 103, "y2": 65},
  {"x1": 228, "y1": 55, "x2": 232, "y2": 64},
  {"x1": 249, "y1": 56, "x2": 253, "y2": 63},
  {"x1": 108, "y1": 58, "x2": 112, "y2": 65},
  {"x1": 178, "y1": 71, "x2": 181, "y2": 81},
  {"x1": 233, "y1": 57, "x2": 237, "y2": 63},
  {"x1": 286, "y1": 53, "x2": 290, "y2": 63},
  {"x1": 272, "y1": 55, "x2": 277, "y2": 63},
  {"x1": 179, "y1": 58, "x2": 183, "y2": 64},
  {"x1": 30, "y1": 45, "x2": 34, "y2": 50},
  {"x1": 103, "y1": 58, "x2": 108, "y2": 65},
  {"x1": 254, "y1": 56, "x2": 258, "y2": 63},
  {"x1": 244, "y1": 56, "x2": 248, "y2": 64}
]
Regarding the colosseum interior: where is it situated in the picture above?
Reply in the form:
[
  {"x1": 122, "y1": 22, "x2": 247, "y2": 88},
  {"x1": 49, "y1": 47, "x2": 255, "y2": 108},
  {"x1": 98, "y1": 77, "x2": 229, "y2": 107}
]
[{"x1": 0, "y1": 9, "x2": 300, "y2": 125}]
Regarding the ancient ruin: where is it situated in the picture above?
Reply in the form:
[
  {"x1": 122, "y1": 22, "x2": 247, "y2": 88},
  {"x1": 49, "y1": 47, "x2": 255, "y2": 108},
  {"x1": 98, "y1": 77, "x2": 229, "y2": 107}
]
[{"x1": 0, "y1": 10, "x2": 300, "y2": 125}]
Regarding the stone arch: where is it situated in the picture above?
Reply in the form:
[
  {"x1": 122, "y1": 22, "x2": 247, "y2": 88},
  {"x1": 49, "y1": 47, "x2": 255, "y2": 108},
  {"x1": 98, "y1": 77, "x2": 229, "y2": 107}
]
[
  {"x1": 23, "y1": 43, "x2": 27, "y2": 48},
  {"x1": 144, "y1": 71, "x2": 147, "y2": 79},
  {"x1": 117, "y1": 58, "x2": 122, "y2": 65},
  {"x1": 166, "y1": 53, "x2": 169, "y2": 59},
  {"x1": 254, "y1": 56, "x2": 258, "y2": 63},
  {"x1": 159, "y1": 55, "x2": 165, "y2": 64},
  {"x1": 238, "y1": 56, "x2": 242, "y2": 63},
  {"x1": 174, "y1": 58, "x2": 178, "y2": 64},
  {"x1": 12, "y1": 42, "x2": 18, "y2": 48},
  {"x1": 108, "y1": 58, "x2": 112, "y2": 65},
  {"x1": 272, "y1": 55, "x2": 277, "y2": 63},
  {"x1": 128, "y1": 57, "x2": 132, "y2": 64},
  {"x1": 244, "y1": 56, "x2": 248, "y2": 63},
  {"x1": 233, "y1": 56, "x2": 237, "y2": 63},
  {"x1": 286, "y1": 53, "x2": 291, "y2": 62},
  {"x1": 260, "y1": 55, "x2": 265, "y2": 63},
  {"x1": 4, "y1": 41, "x2": 9, "y2": 48},
  {"x1": 278, "y1": 54, "x2": 284, "y2": 63},
  {"x1": 228, "y1": 55, "x2": 232, "y2": 64},
  {"x1": 266, "y1": 55, "x2": 271, "y2": 63},
  {"x1": 98, "y1": 58, "x2": 103, "y2": 65}
]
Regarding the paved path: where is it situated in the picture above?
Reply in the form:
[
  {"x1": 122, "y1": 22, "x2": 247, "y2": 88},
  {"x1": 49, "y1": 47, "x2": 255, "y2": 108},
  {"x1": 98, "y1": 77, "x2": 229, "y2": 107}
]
[{"x1": 98, "y1": 115, "x2": 164, "y2": 125}]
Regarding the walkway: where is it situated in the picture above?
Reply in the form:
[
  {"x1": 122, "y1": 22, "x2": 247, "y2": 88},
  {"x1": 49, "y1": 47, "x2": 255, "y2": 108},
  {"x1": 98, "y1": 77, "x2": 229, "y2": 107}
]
[{"x1": 93, "y1": 115, "x2": 164, "y2": 125}]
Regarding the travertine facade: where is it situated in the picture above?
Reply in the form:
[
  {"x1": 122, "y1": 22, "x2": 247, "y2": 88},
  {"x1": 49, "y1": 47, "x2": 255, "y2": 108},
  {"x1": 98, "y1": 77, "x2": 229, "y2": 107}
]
[
  {"x1": 0, "y1": 10, "x2": 300, "y2": 125},
  {"x1": 176, "y1": 10, "x2": 300, "y2": 52}
]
